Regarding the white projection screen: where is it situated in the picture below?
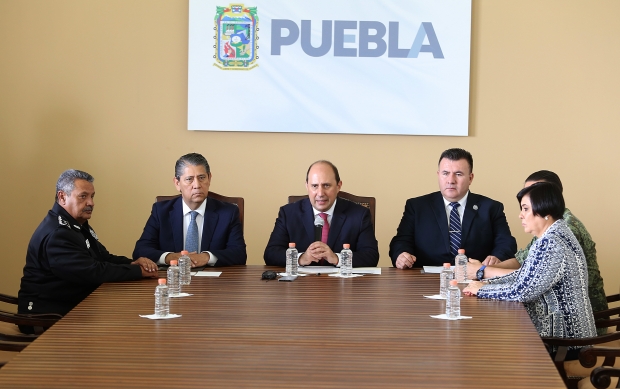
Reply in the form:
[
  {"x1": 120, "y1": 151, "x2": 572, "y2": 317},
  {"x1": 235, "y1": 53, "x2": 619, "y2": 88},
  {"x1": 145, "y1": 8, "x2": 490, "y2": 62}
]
[{"x1": 188, "y1": 0, "x2": 472, "y2": 136}]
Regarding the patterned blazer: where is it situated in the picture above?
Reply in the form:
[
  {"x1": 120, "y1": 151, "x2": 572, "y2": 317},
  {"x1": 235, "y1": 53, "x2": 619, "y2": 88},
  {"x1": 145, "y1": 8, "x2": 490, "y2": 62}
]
[{"x1": 478, "y1": 219, "x2": 597, "y2": 345}]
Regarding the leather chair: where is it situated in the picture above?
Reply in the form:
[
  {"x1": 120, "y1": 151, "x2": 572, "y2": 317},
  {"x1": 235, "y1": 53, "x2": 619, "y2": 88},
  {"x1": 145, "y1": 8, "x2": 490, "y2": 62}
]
[
  {"x1": 155, "y1": 192, "x2": 245, "y2": 232},
  {"x1": 0, "y1": 293, "x2": 62, "y2": 368},
  {"x1": 288, "y1": 191, "x2": 376, "y2": 230},
  {"x1": 543, "y1": 290, "x2": 620, "y2": 389}
]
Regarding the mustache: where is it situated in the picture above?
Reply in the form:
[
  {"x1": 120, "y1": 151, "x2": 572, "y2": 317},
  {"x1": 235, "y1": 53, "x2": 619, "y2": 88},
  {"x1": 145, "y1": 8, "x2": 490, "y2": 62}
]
[{"x1": 83, "y1": 206, "x2": 93, "y2": 212}]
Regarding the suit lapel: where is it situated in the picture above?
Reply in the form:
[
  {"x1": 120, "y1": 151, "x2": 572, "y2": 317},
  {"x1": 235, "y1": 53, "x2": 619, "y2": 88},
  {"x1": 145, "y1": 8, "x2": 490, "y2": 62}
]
[
  {"x1": 461, "y1": 192, "x2": 479, "y2": 245},
  {"x1": 201, "y1": 199, "x2": 219, "y2": 251},
  {"x1": 327, "y1": 199, "x2": 346, "y2": 248},
  {"x1": 171, "y1": 197, "x2": 184, "y2": 252},
  {"x1": 300, "y1": 199, "x2": 316, "y2": 242},
  {"x1": 430, "y1": 192, "x2": 451, "y2": 254}
]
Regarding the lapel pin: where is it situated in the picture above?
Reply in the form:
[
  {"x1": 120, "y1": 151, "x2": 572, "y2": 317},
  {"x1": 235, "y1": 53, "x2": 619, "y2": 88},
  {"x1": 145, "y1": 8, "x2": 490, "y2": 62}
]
[{"x1": 473, "y1": 205, "x2": 478, "y2": 210}]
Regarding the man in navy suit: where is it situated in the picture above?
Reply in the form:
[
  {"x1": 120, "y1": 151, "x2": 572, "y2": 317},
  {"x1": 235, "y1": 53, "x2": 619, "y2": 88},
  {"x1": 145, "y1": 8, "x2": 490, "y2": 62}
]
[
  {"x1": 264, "y1": 160, "x2": 379, "y2": 267},
  {"x1": 389, "y1": 148, "x2": 516, "y2": 269},
  {"x1": 133, "y1": 153, "x2": 246, "y2": 267}
]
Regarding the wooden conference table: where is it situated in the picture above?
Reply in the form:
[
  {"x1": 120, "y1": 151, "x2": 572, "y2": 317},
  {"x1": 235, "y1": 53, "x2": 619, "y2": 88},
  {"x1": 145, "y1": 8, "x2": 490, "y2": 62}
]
[{"x1": 0, "y1": 266, "x2": 565, "y2": 388}]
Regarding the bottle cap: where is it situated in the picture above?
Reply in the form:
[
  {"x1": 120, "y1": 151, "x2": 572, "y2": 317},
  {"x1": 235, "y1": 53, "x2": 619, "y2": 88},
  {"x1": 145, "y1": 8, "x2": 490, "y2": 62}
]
[
  {"x1": 443, "y1": 263, "x2": 451, "y2": 268},
  {"x1": 288, "y1": 243, "x2": 296, "y2": 248},
  {"x1": 343, "y1": 244, "x2": 350, "y2": 249},
  {"x1": 449, "y1": 280, "x2": 458, "y2": 286},
  {"x1": 158, "y1": 278, "x2": 166, "y2": 285},
  {"x1": 170, "y1": 259, "x2": 178, "y2": 266},
  {"x1": 181, "y1": 250, "x2": 189, "y2": 255},
  {"x1": 458, "y1": 249, "x2": 465, "y2": 254}
]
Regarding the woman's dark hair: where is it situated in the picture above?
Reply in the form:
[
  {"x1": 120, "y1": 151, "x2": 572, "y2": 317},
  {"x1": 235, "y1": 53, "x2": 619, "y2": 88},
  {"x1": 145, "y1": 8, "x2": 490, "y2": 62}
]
[
  {"x1": 516, "y1": 182, "x2": 564, "y2": 220},
  {"x1": 524, "y1": 170, "x2": 563, "y2": 193}
]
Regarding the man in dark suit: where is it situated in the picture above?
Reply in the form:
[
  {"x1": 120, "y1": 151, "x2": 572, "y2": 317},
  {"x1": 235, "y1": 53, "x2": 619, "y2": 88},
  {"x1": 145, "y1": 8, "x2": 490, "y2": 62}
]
[
  {"x1": 133, "y1": 153, "x2": 246, "y2": 267},
  {"x1": 389, "y1": 148, "x2": 516, "y2": 269},
  {"x1": 18, "y1": 169, "x2": 158, "y2": 331},
  {"x1": 264, "y1": 160, "x2": 379, "y2": 267}
]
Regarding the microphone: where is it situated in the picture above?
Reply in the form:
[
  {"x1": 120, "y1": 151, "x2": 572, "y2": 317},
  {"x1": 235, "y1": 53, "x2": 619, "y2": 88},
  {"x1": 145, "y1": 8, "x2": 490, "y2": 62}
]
[{"x1": 314, "y1": 214, "x2": 324, "y2": 242}]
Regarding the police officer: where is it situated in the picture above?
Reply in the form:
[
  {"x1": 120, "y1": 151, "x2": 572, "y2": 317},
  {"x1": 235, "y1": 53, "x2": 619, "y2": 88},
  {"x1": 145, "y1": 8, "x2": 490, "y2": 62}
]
[{"x1": 17, "y1": 169, "x2": 157, "y2": 333}]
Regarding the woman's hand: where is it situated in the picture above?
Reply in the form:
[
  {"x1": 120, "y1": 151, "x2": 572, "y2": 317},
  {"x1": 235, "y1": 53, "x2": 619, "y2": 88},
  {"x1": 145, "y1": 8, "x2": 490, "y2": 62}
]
[{"x1": 463, "y1": 281, "x2": 484, "y2": 296}]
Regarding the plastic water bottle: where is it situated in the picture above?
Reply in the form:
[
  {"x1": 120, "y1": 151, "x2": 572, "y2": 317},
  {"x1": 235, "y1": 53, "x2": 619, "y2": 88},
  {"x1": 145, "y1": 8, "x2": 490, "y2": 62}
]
[
  {"x1": 167, "y1": 259, "x2": 181, "y2": 297},
  {"x1": 286, "y1": 243, "x2": 298, "y2": 276},
  {"x1": 454, "y1": 249, "x2": 468, "y2": 283},
  {"x1": 446, "y1": 280, "x2": 461, "y2": 319},
  {"x1": 178, "y1": 250, "x2": 191, "y2": 286},
  {"x1": 154, "y1": 278, "x2": 169, "y2": 317},
  {"x1": 340, "y1": 244, "x2": 353, "y2": 277},
  {"x1": 439, "y1": 263, "x2": 453, "y2": 298}
]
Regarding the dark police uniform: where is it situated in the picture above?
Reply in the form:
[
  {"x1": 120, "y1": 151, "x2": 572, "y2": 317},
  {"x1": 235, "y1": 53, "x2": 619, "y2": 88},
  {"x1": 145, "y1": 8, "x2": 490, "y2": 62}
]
[{"x1": 18, "y1": 202, "x2": 142, "y2": 321}]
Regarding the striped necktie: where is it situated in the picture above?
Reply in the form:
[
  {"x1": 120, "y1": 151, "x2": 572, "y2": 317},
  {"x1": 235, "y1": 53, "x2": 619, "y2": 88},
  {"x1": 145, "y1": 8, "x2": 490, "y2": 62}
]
[{"x1": 449, "y1": 203, "x2": 461, "y2": 256}]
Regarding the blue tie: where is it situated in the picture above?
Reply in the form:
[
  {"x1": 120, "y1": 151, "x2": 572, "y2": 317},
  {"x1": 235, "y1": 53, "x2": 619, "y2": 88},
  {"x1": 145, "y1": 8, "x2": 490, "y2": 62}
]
[
  {"x1": 449, "y1": 203, "x2": 461, "y2": 256},
  {"x1": 186, "y1": 211, "x2": 199, "y2": 253}
]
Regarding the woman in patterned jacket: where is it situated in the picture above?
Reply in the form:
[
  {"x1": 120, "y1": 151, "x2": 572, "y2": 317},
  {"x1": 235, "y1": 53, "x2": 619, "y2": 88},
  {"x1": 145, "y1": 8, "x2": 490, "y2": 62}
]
[{"x1": 464, "y1": 182, "x2": 596, "y2": 360}]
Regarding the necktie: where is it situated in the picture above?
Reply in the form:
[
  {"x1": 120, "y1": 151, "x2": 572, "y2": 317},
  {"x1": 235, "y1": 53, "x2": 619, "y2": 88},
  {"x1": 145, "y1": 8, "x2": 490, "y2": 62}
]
[
  {"x1": 319, "y1": 213, "x2": 330, "y2": 265},
  {"x1": 449, "y1": 203, "x2": 461, "y2": 256},
  {"x1": 186, "y1": 211, "x2": 199, "y2": 253},
  {"x1": 319, "y1": 213, "x2": 329, "y2": 243}
]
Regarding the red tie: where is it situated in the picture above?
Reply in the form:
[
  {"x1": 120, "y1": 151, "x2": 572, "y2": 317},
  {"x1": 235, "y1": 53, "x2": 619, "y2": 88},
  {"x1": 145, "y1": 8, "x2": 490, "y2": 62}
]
[
  {"x1": 319, "y1": 212, "x2": 329, "y2": 243},
  {"x1": 319, "y1": 213, "x2": 329, "y2": 265}
]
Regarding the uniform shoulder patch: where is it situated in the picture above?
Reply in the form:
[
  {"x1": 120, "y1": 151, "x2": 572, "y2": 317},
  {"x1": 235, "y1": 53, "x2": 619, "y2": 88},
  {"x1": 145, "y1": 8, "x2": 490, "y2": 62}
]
[{"x1": 57, "y1": 216, "x2": 71, "y2": 229}]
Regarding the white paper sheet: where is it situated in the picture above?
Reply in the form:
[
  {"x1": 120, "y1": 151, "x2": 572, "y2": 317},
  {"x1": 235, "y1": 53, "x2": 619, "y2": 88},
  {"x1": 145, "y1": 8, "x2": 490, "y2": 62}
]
[
  {"x1": 353, "y1": 268, "x2": 381, "y2": 275},
  {"x1": 297, "y1": 266, "x2": 340, "y2": 275},
  {"x1": 424, "y1": 294, "x2": 446, "y2": 300},
  {"x1": 297, "y1": 267, "x2": 381, "y2": 275},
  {"x1": 423, "y1": 266, "x2": 448, "y2": 274},
  {"x1": 424, "y1": 295, "x2": 462, "y2": 300},
  {"x1": 140, "y1": 314, "x2": 182, "y2": 320},
  {"x1": 169, "y1": 293, "x2": 193, "y2": 298},
  {"x1": 192, "y1": 271, "x2": 222, "y2": 277},
  {"x1": 329, "y1": 273, "x2": 364, "y2": 278},
  {"x1": 430, "y1": 314, "x2": 472, "y2": 320}
]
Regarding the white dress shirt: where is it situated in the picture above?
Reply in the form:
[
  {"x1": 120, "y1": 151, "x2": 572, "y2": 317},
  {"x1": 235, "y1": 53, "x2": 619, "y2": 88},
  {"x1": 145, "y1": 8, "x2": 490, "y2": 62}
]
[
  {"x1": 300, "y1": 199, "x2": 342, "y2": 266},
  {"x1": 442, "y1": 191, "x2": 469, "y2": 226},
  {"x1": 157, "y1": 198, "x2": 218, "y2": 266}
]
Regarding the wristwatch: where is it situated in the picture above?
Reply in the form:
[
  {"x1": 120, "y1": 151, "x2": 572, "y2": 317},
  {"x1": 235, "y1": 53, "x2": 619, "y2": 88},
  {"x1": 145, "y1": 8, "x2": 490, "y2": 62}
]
[{"x1": 476, "y1": 265, "x2": 486, "y2": 281}]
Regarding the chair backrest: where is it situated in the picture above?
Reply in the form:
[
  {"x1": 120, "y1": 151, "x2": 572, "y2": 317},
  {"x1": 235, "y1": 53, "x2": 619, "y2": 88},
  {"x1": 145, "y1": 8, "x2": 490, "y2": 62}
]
[
  {"x1": 0, "y1": 293, "x2": 18, "y2": 305},
  {"x1": 0, "y1": 311, "x2": 62, "y2": 328},
  {"x1": 155, "y1": 192, "x2": 245, "y2": 232},
  {"x1": 287, "y1": 191, "x2": 376, "y2": 230},
  {"x1": 0, "y1": 304, "x2": 44, "y2": 367}
]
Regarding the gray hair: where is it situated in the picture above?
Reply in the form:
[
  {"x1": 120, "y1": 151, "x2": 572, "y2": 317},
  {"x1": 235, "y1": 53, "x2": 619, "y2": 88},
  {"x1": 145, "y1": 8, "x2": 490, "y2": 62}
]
[
  {"x1": 174, "y1": 153, "x2": 210, "y2": 179},
  {"x1": 55, "y1": 169, "x2": 94, "y2": 201}
]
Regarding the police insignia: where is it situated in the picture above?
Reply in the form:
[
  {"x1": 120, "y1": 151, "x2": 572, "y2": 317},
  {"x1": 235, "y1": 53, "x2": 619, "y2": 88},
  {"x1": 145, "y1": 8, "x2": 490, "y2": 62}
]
[
  {"x1": 58, "y1": 216, "x2": 69, "y2": 227},
  {"x1": 214, "y1": 4, "x2": 258, "y2": 70},
  {"x1": 89, "y1": 228, "x2": 99, "y2": 240},
  {"x1": 85, "y1": 239, "x2": 90, "y2": 249}
]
